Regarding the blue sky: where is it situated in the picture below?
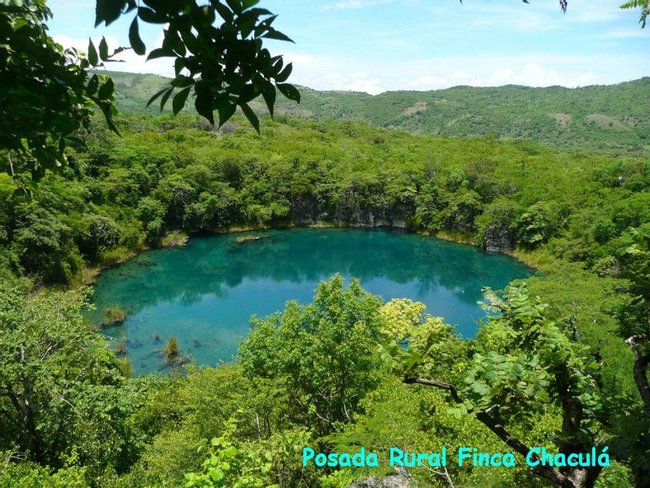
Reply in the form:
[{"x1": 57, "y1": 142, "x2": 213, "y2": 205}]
[{"x1": 48, "y1": 0, "x2": 649, "y2": 94}]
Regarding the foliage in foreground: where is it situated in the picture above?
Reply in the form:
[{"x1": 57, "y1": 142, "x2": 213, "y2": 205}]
[{"x1": 1, "y1": 276, "x2": 648, "y2": 487}]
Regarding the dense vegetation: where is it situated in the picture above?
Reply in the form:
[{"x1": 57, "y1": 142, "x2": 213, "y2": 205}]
[
  {"x1": 2, "y1": 0, "x2": 650, "y2": 486},
  {"x1": 1, "y1": 111, "x2": 649, "y2": 487},
  {"x1": 108, "y1": 71, "x2": 650, "y2": 154}
]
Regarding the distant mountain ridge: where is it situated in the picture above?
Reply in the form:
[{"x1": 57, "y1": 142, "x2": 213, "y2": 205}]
[{"x1": 105, "y1": 70, "x2": 650, "y2": 153}]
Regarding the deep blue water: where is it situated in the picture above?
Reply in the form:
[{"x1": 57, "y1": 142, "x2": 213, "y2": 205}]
[{"x1": 88, "y1": 228, "x2": 532, "y2": 375}]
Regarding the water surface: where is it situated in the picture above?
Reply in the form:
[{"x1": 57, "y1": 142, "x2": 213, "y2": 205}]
[{"x1": 89, "y1": 228, "x2": 531, "y2": 374}]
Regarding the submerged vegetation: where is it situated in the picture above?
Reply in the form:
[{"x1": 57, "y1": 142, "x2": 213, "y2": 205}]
[
  {"x1": 103, "y1": 306, "x2": 127, "y2": 326},
  {"x1": 161, "y1": 336, "x2": 179, "y2": 364}
]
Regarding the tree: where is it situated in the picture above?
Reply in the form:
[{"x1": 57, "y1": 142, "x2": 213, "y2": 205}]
[
  {"x1": 11, "y1": 207, "x2": 80, "y2": 283},
  {"x1": 0, "y1": 0, "x2": 117, "y2": 182},
  {"x1": 621, "y1": 0, "x2": 650, "y2": 27},
  {"x1": 464, "y1": 0, "x2": 650, "y2": 27},
  {"x1": 239, "y1": 275, "x2": 385, "y2": 436},
  {"x1": 616, "y1": 225, "x2": 650, "y2": 411},
  {"x1": 0, "y1": 278, "x2": 142, "y2": 473},
  {"x1": 1, "y1": 0, "x2": 299, "y2": 183},
  {"x1": 94, "y1": 0, "x2": 300, "y2": 130},
  {"x1": 184, "y1": 413, "x2": 313, "y2": 488},
  {"x1": 399, "y1": 285, "x2": 612, "y2": 488}
]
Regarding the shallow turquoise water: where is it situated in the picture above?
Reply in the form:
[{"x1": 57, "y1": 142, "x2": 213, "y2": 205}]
[{"x1": 89, "y1": 228, "x2": 532, "y2": 375}]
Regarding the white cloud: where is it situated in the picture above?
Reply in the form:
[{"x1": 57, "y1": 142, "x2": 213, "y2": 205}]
[
  {"x1": 50, "y1": 0, "x2": 646, "y2": 96},
  {"x1": 322, "y1": 0, "x2": 393, "y2": 11},
  {"x1": 597, "y1": 28, "x2": 649, "y2": 39},
  {"x1": 279, "y1": 50, "x2": 637, "y2": 94},
  {"x1": 51, "y1": 31, "x2": 640, "y2": 95},
  {"x1": 53, "y1": 33, "x2": 175, "y2": 78},
  {"x1": 283, "y1": 52, "x2": 316, "y2": 65},
  {"x1": 567, "y1": 1, "x2": 628, "y2": 22}
]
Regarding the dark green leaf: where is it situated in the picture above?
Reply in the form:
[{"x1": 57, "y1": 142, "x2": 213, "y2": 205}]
[
  {"x1": 99, "y1": 37, "x2": 109, "y2": 61},
  {"x1": 262, "y1": 27, "x2": 294, "y2": 43},
  {"x1": 261, "y1": 85, "x2": 276, "y2": 117},
  {"x1": 164, "y1": 28, "x2": 186, "y2": 57},
  {"x1": 254, "y1": 15, "x2": 278, "y2": 37},
  {"x1": 147, "y1": 48, "x2": 172, "y2": 60},
  {"x1": 91, "y1": 97, "x2": 121, "y2": 135},
  {"x1": 247, "y1": 7, "x2": 272, "y2": 16},
  {"x1": 213, "y1": 2, "x2": 234, "y2": 22},
  {"x1": 217, "y1": 100, "x2": 237, "y2": 126},
  {"x1": 146, "y1": 86, "x2": 171, "y2": 108},
  {"x1": 112, "y1": 46, "x2": 129, "y2": 56},
  {"x1": 87, "y1": 38, "x2": 99, "y2": 66},
  {"x1": 138, "y1": 6, "x2": 166, "y2": 24},
  {"x1": 174, "y1": 57, "x2": 185, "y2": 76},
  {"x1": 240, "y1": 103, "x2": 260, "y2": 134},
  {"x1": 98, "y1": 78, "x2": 115, "y2": 100},
  {"x1": 129, "y1": 17, "x2": 146, "y2": 55},
  {"x1": 242, "y1": 0, "x2": 261, "y2": 9},
  {"x1": 178, "y1": 28, "x2": 201, "y2": 54},
  {"x1": 172, "y1": 86, "x2": 192, "y2": 115},
  {"x1": 95, "y1": 0, "x2": 127, "y2": 27},
  {"x1": 103, "y1": 106, "x2": 121, "y2": 135},
  {"x1": 171, "y1": 76, "x2": 194, "y2": 88},
  {"x1": 159, "y1": 87, "x2": 174, "y2": 111},
  {"x1": 86, "y1": 74, "x2": 99, "y2": 96},
  {"x1": 277, "y1": 83, "x2": 300, "y2": 103},
  {"x1": 195, "y1": 83, "x2": 215, "y2": 124},
  {"x1": 276, "y1": 62, "x2": 293, "y2": 83},
  {"x1": 225, "y1": 0, "x2": 243, "y2": 15}
]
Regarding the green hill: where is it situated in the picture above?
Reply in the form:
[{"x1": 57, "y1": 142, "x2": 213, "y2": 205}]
[{"x1": 104, "y1": 70, "x2": 650, "y2": 154}]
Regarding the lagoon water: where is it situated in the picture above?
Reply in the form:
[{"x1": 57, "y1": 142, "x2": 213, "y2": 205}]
[{"x1": 89, "y1": 228, "x2": 532, "y2": 375}]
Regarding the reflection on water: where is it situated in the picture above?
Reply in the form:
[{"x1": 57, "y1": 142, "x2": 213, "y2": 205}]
[{"x1": 88, "y1": 228, "x2": 532, "y2": 375}]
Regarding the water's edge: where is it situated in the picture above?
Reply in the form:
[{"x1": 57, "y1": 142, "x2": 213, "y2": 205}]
[{"x1": 81, "y1": 222, "x2": 538, "y2": 289}]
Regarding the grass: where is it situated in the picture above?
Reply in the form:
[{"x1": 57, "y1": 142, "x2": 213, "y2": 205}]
[
  {"x1": 433, "y1": 230, "x2": 477, "y2": 245},
  {"x1": 100, "y1": 246, "x2": 138, "y2": 267},
  {"x1": 115, "y1": 358, "x2": 132, "y2": 378},
  {"x1": 161, "y1": 231, "x2": 189, "y2": 248},
  {"x1": 160, "y1": 336, "x2": 193, "y2": 367},
  {"x1": 102, "y1": 306, "x2": 126, "y2": 326},
  {"x1": 162, "y1": 336, "x2": 179, "y2": 364},
  {"x1": 115, "y1": 340, "x2": 127, "y2": 357}
]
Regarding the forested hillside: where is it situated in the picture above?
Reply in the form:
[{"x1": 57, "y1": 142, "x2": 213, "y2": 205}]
[
  {"x1": 2, "y1": 113, "x2": 650, "y2": 486},
  {"x1": 4, "y1": 0, "x2": 650, "y2": 486},
  {"x1": 107, "y1": 71, "x2": 650, "y2": 154}
]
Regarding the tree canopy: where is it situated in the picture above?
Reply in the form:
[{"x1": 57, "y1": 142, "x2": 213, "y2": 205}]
[{"x1": 0, "y1": 0, "x2": 298, "y2": 184}]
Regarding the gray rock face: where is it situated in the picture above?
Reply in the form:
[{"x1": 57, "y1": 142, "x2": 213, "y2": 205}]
[
  {"x1": 291, "y1": 197, "x2": 413, "y2": 230},
  {"x1": 483, "y1": 224, "x2": 513, "y2": 253},
  {"x1": 348, "y1": 474, "x2": 411, "y2": 488}
]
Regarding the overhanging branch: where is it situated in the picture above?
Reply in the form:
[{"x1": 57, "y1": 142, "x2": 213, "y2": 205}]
[{"x1": 403, "y1": 375, "x2": 586, "y2": 488}]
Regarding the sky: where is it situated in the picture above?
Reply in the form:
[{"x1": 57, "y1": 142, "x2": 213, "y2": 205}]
[{"x1": 48, "y1": 0, "x2": 649, "y2": 94}]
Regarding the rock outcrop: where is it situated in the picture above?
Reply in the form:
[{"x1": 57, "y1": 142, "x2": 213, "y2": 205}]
[
  {"x1": 348, "y1": 473, "x2": 411, "y2": 488},
  {"x1": 483, "y1": 224, "x2": 513, "y2": 253}
]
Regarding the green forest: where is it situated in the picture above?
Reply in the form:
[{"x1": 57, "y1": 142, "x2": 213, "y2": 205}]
[
  {"x1": 109, "y1": 71, "x2": 650, "y2": 155},
  {"x1": 1, "y1": 1, "x2": 650, "y2": 487}
]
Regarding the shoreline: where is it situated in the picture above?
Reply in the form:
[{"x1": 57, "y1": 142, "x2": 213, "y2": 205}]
[{"x1": 80, "y1": 222, "x2": 541, "y2": 290}]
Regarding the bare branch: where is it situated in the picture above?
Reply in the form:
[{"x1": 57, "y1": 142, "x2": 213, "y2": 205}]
[
  {"x1": 626, "y1": 334, "x2": 650, "y2": 411},
  {"x1": 403, "y1": 375, "x2": 589, "y2": 488},
  {"x1": 403, "y1": 376, "x2": 462, "y2": 404}
]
